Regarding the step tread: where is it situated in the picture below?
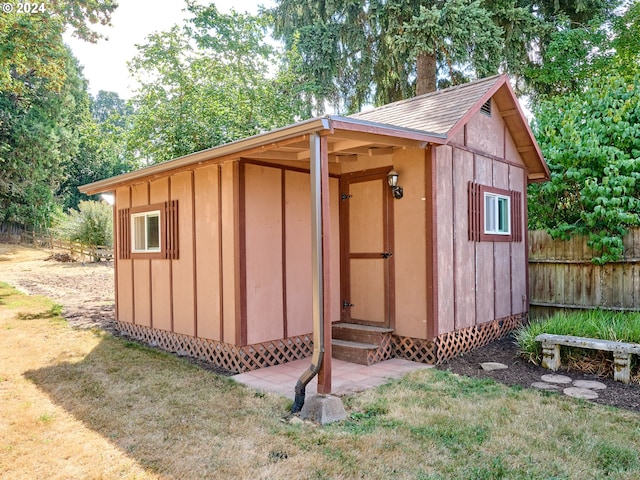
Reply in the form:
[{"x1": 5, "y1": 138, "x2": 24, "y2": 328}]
[
  {"x1": 332, "y1": 339, "x2": 379, "y2": 350},
  {"x1": 332, "y1": 323, "x2": 394, "y2": 334}
]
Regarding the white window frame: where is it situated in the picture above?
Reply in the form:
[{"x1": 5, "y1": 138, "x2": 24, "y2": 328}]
[
  {"x1": 131, "y1": 210, "x2": 161, "y2": 253},
  {"x1": 484, "y1": 192, "x2": 511, "y2": 235}
]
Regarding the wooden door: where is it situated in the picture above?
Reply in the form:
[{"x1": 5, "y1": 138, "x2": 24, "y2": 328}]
[{"x1": 340, "y1": 170, "x2": 394, "y2": 327}]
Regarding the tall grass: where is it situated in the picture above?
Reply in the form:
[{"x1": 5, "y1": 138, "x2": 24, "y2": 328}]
[{"x1": 515, "y1": 310, "x2": 640, "y2": 362}]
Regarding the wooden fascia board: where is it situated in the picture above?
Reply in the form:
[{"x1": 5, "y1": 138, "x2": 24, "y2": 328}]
[
  {"x1": 327, "y1": 118, "x2": 446, "y2": 146},
  {"x1": 80, "y1": 115, "x2": 447, "y2": 196},
  {"x1": 493, "y1": 82, "x2": 550, "y2": 181}
]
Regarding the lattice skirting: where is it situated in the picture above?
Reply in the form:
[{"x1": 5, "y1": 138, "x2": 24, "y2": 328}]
[
  {"x1": 393, "y1": 336, "x2": 437, "y2": 364},
  {"x1": 116, "y1": 313, "x2": 526, "y2": 372},
  {"x1": 366, "y1": 332, "x2": 395, "y2": 365},
  {"x1": 393, "y1": 313, "x2": 528, "y2": 365},
  {"x1": 115, "y1": 321, "x2": 313, "y2": 373}
]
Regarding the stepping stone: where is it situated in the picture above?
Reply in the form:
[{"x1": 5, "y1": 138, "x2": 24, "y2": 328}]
[
  {"x1": 563, "y1": 387, "x2": 599, "y2": 400},
  {"x1": 480, "y1": 362, "x2": 508, "y2": 371},
  {"x1": 531, "y1": 382, "x2": 560, "y2": 391},
  {"x1": 572, "y1": 380, "x2": 606, "y2": 390},
  {"x1": 541, "y1": 374, "x2": 572, "y2": 384}
]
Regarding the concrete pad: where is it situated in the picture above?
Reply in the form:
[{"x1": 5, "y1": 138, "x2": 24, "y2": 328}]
[
  {"x1": 541, "y1": 374, "x2": 573, "y2": 384},
  {"x1": 531, "y1": 382, "x2": 560, "y2": 391},
  {"x1": 480, "y1": 362, "x2": 508, "y2": 371},
  {"x1": 300, "y1": 394, "x2": 347, "y2": 425},
  {"x1": 572, "y1": 380, "x2": 607, "y2": 390},
  {"x1": 563, "y1": 387, "x2": 599, "y2": 400}
]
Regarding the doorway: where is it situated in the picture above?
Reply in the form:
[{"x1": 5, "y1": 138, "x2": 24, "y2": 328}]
[{"x1": 339, "y1": 169, "x2": 395, "y2": 328}]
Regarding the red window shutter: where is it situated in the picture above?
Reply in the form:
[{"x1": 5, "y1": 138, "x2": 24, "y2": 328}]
[
  {"x1": 468, "y1": 182, "x2": 481, "y2": 242},
  {"x1": 511, "y1": 190, "x2": 522, "y2": 243},
  {"x1": 118, "y1": 208, "x2": 131, "y2": 259},
  {"x1": 164, "y1": 200, "x2": 179, "y2": 259}
]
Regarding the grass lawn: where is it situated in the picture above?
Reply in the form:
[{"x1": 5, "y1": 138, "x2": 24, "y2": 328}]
[{"x1": 1, "y1": 281, "x2": 639, "y2": 479}]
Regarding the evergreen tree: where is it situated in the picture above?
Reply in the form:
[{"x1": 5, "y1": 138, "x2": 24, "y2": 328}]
[{"x1": 269, "y1": 0, "x2": 619, "y2": 112}]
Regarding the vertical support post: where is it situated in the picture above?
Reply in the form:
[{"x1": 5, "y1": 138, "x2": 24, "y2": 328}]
[
  {"x1": 310, "y1": 133, "x2": 332, "y2": 395},
  {"x1": 317, "y1": 135, "x2": 332, "y2": 394}
]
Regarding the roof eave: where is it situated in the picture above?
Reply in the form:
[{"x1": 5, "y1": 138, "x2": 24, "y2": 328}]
[
  {"x1": 79, "y1": 117, "x2": 333, "y2": 195},
  {"x1": 79, "y1": 115, "x2": 447, "y2": 196}
]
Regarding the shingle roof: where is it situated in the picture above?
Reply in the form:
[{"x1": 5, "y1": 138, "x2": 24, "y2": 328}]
[
  {"x1": 351, "y1": 74, "x2": 549, "y2": 181},
  {"x1": 351, "y1": 75, "x2": 502, "y2": 135}
]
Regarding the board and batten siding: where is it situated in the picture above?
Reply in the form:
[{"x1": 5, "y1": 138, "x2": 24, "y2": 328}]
[
  {"x1": 432, "y1": 102, "x2": 529, "y2": 337},
  {"x1": 114, "y1": 160, "x2": 341, "y2": 347},
  {"x1": 529, "y1": 228, "x2": 640, "y2": 316},
  {"x1": 114, "y1": 164, "x2": 230, "y2": 343},
  {"x1": 243, "y1": 162, "x2": 341, "y2": 345}
]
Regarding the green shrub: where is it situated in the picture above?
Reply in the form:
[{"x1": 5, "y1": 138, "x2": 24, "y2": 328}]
[{"x1": 53, "y1": 200, "x2": 113, "y2": 248}]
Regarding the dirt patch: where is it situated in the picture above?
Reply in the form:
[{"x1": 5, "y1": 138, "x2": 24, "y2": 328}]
[
  {"x1": 0, "y1": 244, "x2": 115, "y2": 334},
  {"x1": 436, "y1": 335, "x2": 640, "y2": 412}
]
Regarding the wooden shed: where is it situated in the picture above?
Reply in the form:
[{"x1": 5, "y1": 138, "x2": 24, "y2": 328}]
[{"x1": 80, "y1": 74, "x2": 549, "y2": 375}]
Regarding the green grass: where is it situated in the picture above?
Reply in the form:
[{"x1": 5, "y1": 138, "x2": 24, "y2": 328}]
[
  {"x1": 516, "y1": 310, "x2": 640, "y2": 362},
  {"x1": 2, "y1": 282, "x2": 640, "y2": 479}
]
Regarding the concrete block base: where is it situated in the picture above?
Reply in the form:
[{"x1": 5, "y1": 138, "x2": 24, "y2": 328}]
[{"x1": 300, "y1": 394, "x2": 347, "y2": 425}]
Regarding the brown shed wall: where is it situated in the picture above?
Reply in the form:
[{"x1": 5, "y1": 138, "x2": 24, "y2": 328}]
[
  {"x1": 149, "y1": 178, "x2": 172, "y2": 332},
  {"x1": 392, "y1": 148, "x2": 428, "y2": 338},
  {"x1": 432, "y1": 106, "x2": 529, "y2": 336}
]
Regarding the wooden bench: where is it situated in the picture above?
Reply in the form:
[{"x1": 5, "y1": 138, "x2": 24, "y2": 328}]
[{"x1": 535, "y1": 333, "x2": 640, "y2": 384}]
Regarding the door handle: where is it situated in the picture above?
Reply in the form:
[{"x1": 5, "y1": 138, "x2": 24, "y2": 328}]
[{"x1": 380, "y1": 252, "x2": 392, "y2": 259}]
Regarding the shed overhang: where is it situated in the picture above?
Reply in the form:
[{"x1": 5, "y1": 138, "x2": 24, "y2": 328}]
[{"x1": 79, "y1": 116, "x2": 445, "y2": 195}]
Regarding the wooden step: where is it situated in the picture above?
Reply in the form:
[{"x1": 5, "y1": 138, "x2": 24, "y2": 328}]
[
  {"x1": 332, "y1": 322, "x2": 394, "y2": 345},
  {"x1": 332, "y1": 339, "x2": 380, "y2": 365}
]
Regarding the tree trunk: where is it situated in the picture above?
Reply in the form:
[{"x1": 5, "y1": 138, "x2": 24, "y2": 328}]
[{"x1": 415, "y1": 51, "x2": 437, "y2": 95}]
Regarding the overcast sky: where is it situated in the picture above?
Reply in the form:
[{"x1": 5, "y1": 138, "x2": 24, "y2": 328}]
[{"x1": 64, "y1": 0, "x2": 275, "y2": 99}]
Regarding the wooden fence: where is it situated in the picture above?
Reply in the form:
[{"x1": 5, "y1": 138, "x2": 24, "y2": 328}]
[
  {"x1": 529, "y1": 229, "x2": 640, "y2": 318},
  {"x1": 0, "y1": 223, "x2": 112, "y2": 261}
]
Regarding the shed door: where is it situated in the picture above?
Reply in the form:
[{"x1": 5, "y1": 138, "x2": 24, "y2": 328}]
[{"x1": 340, "y1": 171, "x2": 394, "y2": 328}]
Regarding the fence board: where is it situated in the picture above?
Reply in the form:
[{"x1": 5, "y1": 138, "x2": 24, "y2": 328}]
[{"x1": 529, "y1": 228, "x2": 640, "y2": 317}]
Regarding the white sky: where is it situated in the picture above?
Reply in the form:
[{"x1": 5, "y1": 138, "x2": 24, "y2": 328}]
[{"x1": 64, "y1": 0, "x2": 275, "y2": 99}]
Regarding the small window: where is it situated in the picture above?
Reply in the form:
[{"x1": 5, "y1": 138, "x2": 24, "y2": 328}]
[
  {"x1": 484, "y1": 193, "x2": 510, "y2": 235},
  {"x1": 132, "y1": 211, "x2": 161, "y2": 252},
  {"x1": 118, "y1": 201, "x2": 178, "y2": 260},
  {"x1": 468, "y1": 182, "x2": 521, "y2": 243}
]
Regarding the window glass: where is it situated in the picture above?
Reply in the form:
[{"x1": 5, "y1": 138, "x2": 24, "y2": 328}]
[
  {"x1": 133, "y1": 216, "x2": 146, "y2": 251},
  {"x1": 131, "y1": 211, "x2": 161, "y2": 252},
  {"x1": 485, "y1": 195, "x2": 495, "y2": 233},
  {"x1": 146, "y1": 214, "x2": 160, "y2": 249},
  {"x1": 484, "y1": 193, "x2": 510, "y2": 234}
]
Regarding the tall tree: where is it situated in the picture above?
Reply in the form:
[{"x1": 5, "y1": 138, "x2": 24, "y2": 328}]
[
  {"x1": 269, "y1": 0, "x2": 619, "y2": 111},
  {"x1": 0, "y1": 0, "x2": 117, "y2": 95},
  {"x1": 0, "y1": 1, "x2": 119, "y2": 228},
  {"x1": 0, "y1": 51, "x2": 85, "y2": 228},
  {"x1": 127, "y1": 4, "x2": 309, "y2": 165},
  {"x1": 57, "y1": 90, "x2": 134, "y2": 211}
]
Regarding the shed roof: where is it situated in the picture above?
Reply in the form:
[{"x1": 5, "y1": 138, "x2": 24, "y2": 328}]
[
  {"x1": 80, "y1": 75, "x2": 548, "y2": 195},
  {"x1": 352, "y1": 74, "x2": 549, "y2": 181},
  {"x1": 351, "y1": 74, "x2": 501, "y2": 135}
]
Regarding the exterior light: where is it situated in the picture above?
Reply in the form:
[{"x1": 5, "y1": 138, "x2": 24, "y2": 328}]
[{"x1": 387, "y1": 169, "x2": 403, "y2": 199}]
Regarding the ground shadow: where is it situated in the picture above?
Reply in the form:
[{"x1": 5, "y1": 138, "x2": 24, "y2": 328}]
[{"x1": 25, "y1": 335, "x2": 289, "y2": 477}]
